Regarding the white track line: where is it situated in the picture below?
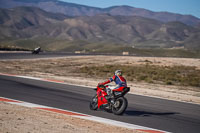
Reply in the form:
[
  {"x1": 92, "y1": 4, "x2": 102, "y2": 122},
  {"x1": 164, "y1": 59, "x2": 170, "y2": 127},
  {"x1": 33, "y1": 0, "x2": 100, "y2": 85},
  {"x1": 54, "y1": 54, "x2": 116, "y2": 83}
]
[{"x1": 0, "y1": 97, "x2": 170, "y2": 133}]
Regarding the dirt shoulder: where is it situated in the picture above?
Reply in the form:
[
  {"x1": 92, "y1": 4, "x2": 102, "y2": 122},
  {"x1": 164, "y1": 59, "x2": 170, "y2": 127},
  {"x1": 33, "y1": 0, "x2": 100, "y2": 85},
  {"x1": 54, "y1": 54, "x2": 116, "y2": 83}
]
[{"x1": 0, "y1": 101, "x2": 142, "y2": 133}]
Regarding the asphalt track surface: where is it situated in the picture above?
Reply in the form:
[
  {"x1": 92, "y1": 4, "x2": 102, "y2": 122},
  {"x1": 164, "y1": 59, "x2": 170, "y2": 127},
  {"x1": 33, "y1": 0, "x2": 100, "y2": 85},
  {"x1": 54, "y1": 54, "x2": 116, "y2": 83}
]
[{"x1": 0, "y1": 75, "x2": 200, "y2": 133}]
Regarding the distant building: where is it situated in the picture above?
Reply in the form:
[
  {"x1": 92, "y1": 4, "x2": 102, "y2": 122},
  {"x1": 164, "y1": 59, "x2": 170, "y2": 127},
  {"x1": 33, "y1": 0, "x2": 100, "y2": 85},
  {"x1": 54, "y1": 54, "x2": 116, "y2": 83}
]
[
  {"x1": 122, "y1": 52, "x2": 129, "y2": 55},
  {"x1": 75, "y1": 50, "x2": 86, "y2": 54},
  {"x1": 75, "y1": 51, "x2": 81, "y2": 54}
]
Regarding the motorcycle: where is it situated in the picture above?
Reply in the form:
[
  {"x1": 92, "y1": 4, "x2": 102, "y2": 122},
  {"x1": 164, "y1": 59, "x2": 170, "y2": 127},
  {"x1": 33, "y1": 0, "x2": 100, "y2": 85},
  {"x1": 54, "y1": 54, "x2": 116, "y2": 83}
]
[
  {"x1": 32, "y1": 47, "x2": 41, "y2": 54},
  {"x1": 89, "y1": 84, "x2": 130, "y2": 115}
]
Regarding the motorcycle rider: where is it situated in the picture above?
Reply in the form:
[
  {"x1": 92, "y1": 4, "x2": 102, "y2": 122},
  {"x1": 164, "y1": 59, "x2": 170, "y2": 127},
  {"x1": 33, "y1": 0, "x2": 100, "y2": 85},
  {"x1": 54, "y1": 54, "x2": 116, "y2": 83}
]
[
  {"x1": 32, "y1": 46, "x2": 41, "y2": 54},
  {"x1": 99, "y1": 70, "x2": 127, "y2": 98},
  {"x1": 34, "y1": 46, "x2": 41, "y2": 52}
]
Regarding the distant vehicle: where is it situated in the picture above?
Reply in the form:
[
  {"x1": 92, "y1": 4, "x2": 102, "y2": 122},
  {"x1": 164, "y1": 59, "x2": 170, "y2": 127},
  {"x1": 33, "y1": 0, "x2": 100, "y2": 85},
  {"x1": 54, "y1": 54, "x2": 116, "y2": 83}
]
[
  {"x1": 89, "y1": 84, "x2": 130, "y2": 115},
  {"x1": 32, "y1": 47, "x2": 41, "y2": 54}
]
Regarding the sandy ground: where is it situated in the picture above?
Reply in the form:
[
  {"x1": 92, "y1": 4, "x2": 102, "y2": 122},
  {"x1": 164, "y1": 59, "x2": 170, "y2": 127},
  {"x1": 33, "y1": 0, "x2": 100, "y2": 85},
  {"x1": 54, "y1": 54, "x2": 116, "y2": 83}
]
[
  {"x1": 0, "y1": 55, "x2": 200, "y2": 133},
  {"x1": 0, "y1": 101, "x2": 142, "y2": 133}
]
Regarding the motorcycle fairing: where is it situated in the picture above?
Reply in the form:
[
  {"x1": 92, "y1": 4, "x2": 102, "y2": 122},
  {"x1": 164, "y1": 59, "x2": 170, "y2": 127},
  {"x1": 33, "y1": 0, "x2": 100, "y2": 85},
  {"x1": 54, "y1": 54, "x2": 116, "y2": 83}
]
[{"x1": 96, "y1": 86, "x2": 108, "y2": 108}]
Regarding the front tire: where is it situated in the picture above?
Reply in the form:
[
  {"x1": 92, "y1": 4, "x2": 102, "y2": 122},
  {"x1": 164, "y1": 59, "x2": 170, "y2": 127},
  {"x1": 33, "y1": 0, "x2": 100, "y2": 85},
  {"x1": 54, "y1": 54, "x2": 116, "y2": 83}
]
[
  {"x1": 112, "y1": 97, "x2": 128, "y2": 115},
  {"x1": 89, "y1": 95, "x2": 98, "y2": 110}
]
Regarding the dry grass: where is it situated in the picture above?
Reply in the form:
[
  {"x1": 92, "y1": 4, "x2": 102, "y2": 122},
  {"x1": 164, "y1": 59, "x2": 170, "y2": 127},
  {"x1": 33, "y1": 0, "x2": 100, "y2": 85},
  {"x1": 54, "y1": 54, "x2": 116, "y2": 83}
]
[
  {"x1": 80, "y1": 64, "x2": 200, "y2": 88},
  {"x1": 1, "y1": 56, "x2": 200, "y2": 88}
]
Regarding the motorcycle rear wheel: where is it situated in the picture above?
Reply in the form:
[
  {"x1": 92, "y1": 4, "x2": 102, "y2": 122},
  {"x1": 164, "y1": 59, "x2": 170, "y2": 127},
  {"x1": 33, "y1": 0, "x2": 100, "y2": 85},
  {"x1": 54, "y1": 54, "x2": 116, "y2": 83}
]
[
  {"x1": 89, "y1": 95, "x2": 98, "y2": 110},
  {"x1": 112, "y1": 97, "x2": 127, "y2": 115}
]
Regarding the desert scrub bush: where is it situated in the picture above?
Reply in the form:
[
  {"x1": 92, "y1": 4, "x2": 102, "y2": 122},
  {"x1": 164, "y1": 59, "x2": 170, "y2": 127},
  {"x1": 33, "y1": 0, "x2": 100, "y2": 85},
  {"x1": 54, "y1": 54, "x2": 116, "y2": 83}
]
[{"x1": 79, "y1": 64, "x2": 200, "y2": 87}]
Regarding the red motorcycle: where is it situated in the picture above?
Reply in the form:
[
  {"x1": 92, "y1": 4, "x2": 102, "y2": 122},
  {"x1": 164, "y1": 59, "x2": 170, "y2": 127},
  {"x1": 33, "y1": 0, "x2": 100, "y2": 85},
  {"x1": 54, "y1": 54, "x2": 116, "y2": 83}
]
[{"x1": 89, "y1": 84, "x2": 130, "y2": 115}]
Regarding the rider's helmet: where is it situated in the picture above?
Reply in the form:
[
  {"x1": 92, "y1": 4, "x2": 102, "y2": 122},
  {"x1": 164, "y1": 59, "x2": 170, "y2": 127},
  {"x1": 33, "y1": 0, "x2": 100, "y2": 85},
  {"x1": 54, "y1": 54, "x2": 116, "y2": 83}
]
[{"x1": 115, "y1": 70, "x2": 122, "y2": 76}]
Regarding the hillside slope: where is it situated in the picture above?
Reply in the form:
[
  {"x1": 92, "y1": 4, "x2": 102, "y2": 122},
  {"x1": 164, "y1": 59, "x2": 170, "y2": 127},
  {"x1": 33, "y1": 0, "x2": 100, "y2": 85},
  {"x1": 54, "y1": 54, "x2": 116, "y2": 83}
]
[{"x1": 0, "y1": 7, "x2": 200, "y2": 51}]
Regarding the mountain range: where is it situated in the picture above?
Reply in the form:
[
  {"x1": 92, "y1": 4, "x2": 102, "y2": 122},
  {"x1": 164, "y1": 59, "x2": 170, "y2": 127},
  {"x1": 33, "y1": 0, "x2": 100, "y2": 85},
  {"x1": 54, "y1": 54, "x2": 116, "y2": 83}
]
[
  {"x1": 1, "y1": 0, "x2": 200, "y2": 26},
  {"x1": 0, "y1": 0, "x2": 200, "y2": 51}
]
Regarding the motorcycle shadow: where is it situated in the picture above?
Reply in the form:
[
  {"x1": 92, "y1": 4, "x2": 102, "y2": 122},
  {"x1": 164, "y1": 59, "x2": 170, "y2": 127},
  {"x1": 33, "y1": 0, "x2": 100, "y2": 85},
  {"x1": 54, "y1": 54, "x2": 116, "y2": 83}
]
[{"x1": 124, "y1": 110, "x2": 179, "y2": 117}]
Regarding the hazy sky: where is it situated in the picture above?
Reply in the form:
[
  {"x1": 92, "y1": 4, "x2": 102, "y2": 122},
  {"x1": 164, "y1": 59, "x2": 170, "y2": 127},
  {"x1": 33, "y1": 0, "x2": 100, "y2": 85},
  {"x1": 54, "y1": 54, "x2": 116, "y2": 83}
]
[{"x1": 60, "y1": 0, "x2": 200, "y2": 18}]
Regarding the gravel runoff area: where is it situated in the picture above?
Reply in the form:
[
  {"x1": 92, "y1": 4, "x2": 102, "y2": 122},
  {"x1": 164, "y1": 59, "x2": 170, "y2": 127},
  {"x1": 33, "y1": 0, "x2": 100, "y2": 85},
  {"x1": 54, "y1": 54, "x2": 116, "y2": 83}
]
[
  {"x1": 0, "y1": 101, "x2": 143, "y2": 133},
  {"x1": 1, "y1": 55, "x2": 200, "y2": 133}
]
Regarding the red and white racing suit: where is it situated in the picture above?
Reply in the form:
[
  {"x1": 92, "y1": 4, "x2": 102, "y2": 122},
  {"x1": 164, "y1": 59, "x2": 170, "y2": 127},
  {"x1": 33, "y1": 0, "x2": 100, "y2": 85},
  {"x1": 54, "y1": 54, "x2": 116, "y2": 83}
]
[{"x1": 101, "y1": 74, "x2": 127, "y2": 92}]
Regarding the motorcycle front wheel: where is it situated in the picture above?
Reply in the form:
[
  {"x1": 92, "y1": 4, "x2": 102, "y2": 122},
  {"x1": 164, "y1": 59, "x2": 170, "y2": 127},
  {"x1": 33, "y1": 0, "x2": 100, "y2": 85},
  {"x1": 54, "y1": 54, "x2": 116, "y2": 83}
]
[
  {"x1": 112, "y1": 97, "x2": 128, "y2": 115},
  {"x1": 89, "y1": 95, "x2": 98, "y2": 110}
]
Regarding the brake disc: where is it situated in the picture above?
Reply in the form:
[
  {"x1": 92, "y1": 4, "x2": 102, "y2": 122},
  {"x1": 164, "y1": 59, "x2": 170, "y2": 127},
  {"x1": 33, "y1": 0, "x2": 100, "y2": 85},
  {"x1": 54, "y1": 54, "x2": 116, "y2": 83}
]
[{"x1": 114, "y1": 101, "x2": 120, "y2": 108}]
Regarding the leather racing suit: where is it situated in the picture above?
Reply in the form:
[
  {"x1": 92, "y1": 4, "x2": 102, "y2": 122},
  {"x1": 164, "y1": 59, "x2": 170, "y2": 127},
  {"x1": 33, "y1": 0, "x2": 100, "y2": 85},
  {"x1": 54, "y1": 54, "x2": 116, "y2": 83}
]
[{"x1": 100, "y1": 74, "x2": 127, "y2": 92}]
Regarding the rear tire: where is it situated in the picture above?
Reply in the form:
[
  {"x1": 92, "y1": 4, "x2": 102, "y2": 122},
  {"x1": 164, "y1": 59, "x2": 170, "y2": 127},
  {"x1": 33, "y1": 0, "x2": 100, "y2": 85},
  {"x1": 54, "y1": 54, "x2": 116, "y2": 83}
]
[
  {"x1": 89, "y1": 95, "x2": 98, "y2": 110},
  {"x1": 112, "y1": 97, "x2": 127, "y2": 115}
]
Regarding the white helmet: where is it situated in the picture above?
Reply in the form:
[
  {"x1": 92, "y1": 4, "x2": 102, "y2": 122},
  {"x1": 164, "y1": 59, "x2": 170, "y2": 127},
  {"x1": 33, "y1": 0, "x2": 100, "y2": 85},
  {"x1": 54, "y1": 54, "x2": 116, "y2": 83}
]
[{"x1": 115, "y1": 70, "x2": 122, "y2": 76}]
